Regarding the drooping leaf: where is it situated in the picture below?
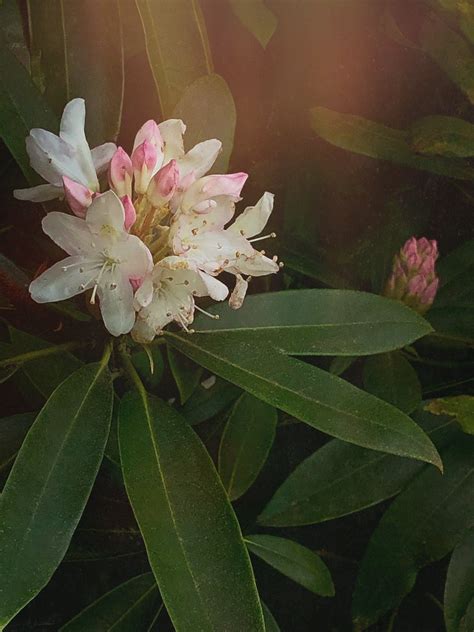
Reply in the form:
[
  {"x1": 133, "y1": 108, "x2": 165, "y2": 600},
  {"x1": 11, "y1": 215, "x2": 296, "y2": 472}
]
[
  {"x1": 27, "y1": 0, "x2": 124, "y2": 145},
  {"x1": 310, "y1": 106, "x2": 474, "y2": 179},
  {"x1": 189, "y1": 290, "x2": 433, "y2": 356},
  {"x1": 119, "y1": 389, "x2": 265, "y2": 631},
  {"x1": 363, "y1": 352, "x2": 422, "y2": 413},
  {"x1": 167, "y1": 346, "x2": 203, "y2": 404},
  {"x1": 135, "y1": 0, "x2": 213, "y2": 117},
  {"x1": 0, "y1": 30, "x2": 57, "y2": 182},
  {"x1": 425, "y1": 396, "x2": 474, "y2": 435},
  {"x1": 258, "y1": 410, "x2": 456, "y2": 527},
  {"x1": 166, "y1": 328, "x2": 442, "y2": 468},
  {"x1": 410, "y1": 115, "x2": 474, "y2": 157},
  {"x1": 218, "y1": 393, "x2": 277, "y2": 500},
  {"x1": 262, "y1": 601, "x2": 281, "y2": 632},
  {"x1": 0, "y1": 412, "x2": 35, "y2": 475},
  {"x1": 420, "y1": 13, "x2": 474, "y2": 105},
  {"x1": 172, "y1": 73, "x2": 236, "y2": 172},
  {"x1": 352, "y1": 437, "x2": 474, "y2": 630},
  {"x1": 181, "y1": 376, "x2": 241, "y2": 425},
  {"x1": 245, "y1": 534, "x2": 334, "y2": 597},
  {"x1": 228, "y1": 0, "x2": 277, "y2": 48},
  {"x1": 61, "y1": 573, "x2": 160, "y2": 632},
  {"x1": 0, "y1": 360, "x2": 113, "y2": 628},
  {"x1": 444, "y1": 528, "x2": 474, "y2": 632}
]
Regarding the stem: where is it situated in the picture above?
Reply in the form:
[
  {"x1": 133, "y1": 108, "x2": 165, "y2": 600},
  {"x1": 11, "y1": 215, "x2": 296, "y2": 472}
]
[
  {"x1": 118, "y1": 340, "x2": 147, "y2": 397},
  {"x1": 426, "y1": 331, "x2": 474, "y2": 348},
  {"x1": 0, "y1": 340, "x2": 84, "y2": 369}
]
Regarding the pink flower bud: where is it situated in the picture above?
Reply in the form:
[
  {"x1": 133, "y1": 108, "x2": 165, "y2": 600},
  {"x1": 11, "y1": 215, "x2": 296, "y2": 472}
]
[
  {"x1": 62, "y1": 176, "x2": 93, "y2": 218},
  {"x1": 133, "y1": 119, "x2": 163, "y2": 152},
  {"x1": 109, "y1": 147, "x2": 133, "y2": 198},
  {"x1": 146, "y1": 159, "x2": 179, "y2": 207},
  {"x1": 121, "y1": 195, "x2": 137, "y2": 231},
  {"x1": 132, "y1": 140, "x2": 160, "y2": 194},
  {"x1": 384, "y1": 236, "x2": 439, "y2": 314}
]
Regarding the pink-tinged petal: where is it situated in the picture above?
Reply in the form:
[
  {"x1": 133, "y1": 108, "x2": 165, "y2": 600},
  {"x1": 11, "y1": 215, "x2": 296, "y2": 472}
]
[
  {"x1": 132, "y1": 140, "x2": 159, "y2": 194},
  {"x1": 181, "y1": 172, "x2": 248, "y2": 212},
  {"x1": 147, "y1": 159, "x2": 179, "y2": 207},
  {"x1": 62, "y1": 176, "x2": 93, "y2": 218},
  {"x1": 133, "y1": 119, "x2": 163, "y2": 152},
  {"x1": 121, "y1": 195, "x2": 137, "y2": 231},
  {"x1": 86, "y1": 190, "x2": 125, "y2": 235},
  {"x1": 91, "y1": 142, "x2": 117, "y2": 174},
  {"x1": 109, "y1": 147, "x2": 133, "y2": 197},
  {"x1": 229, "y1": 274, "x2": 248, "y2": 309},
  {"x1": 14, "y1": 183, "x2": 61, "y2": 202},
  {"x1": 407, "y1": 274, "x2": 426, "y2": 297},
  {"x1": 421, "y1": 278, "x2": 439, "y2": 304}
]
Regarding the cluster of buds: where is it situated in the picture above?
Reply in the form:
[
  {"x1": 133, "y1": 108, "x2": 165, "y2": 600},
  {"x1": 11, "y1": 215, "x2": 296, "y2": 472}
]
[
  {"x1": 384, "y1": 237, "x2": 439, "y2": 314},
  {"x1": 15, "y1": 99, "x2": 281, "y2": 340}
]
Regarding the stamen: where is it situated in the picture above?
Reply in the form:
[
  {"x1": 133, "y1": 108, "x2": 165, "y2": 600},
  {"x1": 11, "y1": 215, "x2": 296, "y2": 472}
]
[
  {"x1": 90, "y1": 260, "x2": 108, "y2": 305},
  {"x1": 249, "y1": 232, "x2": 276, "y2": 244},
  {"x1": 195, "y1": 305, "x2": 220, "y2": 320}
]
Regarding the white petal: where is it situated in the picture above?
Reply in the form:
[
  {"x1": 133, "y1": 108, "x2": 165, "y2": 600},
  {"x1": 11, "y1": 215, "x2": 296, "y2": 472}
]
[
  {"x1": 134, "y1": 274, "x2": 154, "y2": 309},
  {"x1": 26, "y1": 133, "x2": 75, "y2": 185},
  {"x1": 158, "y1": 119, "x2": 186, "y2": 163},
  {"x1": 29, "y1": 255, "x2": 97, "y2": 303},
  {"x1": 14, "y1": 183, "x2": 61, "y2": 202},
  {"x1": 42, "y1": 212, "x2": 95, "y2": 256},
  {"x1": 177, "y1": 229, "x2": 253, "y2": 273},
  {"x1": 112, "y1": 234, "x2": 153, "y2": 279},
  {"x1": 86, "y1": 191, "x2": 125, "y2": 236},
  {"x1": 229, "y1": 192, "x2": 274, "y2": 238},
  {"x1": 229, "y1": 274, "x2": 248, "y2": 309},
  {"x1": 91, "y1": 143, "x2": 117, "y2": 174},
  {"x1": 229, "y1": 252, "x2": 279, "y2": 276},
  {"x1": 98, "y1": 268, "x2": 135, "y2": 336},
  {"x1": 132, "y1": 317, "x2": 157, "y2": 343},
  {"x1": 198, "y1": 271, "x2": 229, "y2": 301},
  {"x1": 178, "y1": 139, "x2": 222, "y2": 180},
  {"x1": 59, "y1": 98, "x2": 98, "y2": 188}
]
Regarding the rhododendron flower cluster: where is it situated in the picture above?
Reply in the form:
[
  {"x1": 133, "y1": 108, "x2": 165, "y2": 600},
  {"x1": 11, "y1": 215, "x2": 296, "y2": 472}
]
[
  {"x1": 17, "y1": 99, "x2": 280, "y2": 339},
  {"x1": 384, "y1": 236, "x2": 439, "y2": 314}
]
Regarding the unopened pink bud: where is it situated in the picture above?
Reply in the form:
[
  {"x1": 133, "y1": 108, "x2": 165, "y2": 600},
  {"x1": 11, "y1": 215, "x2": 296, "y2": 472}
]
[
  {"x1": 109, "y1": 147, "x2": 133, "y2": 198},
  {"x1": 121, "y1": 195, "x2": 137, "y2": 231},
  {"x1": 147, "y1": 159, "x2": 179, "y2": 207},
  {"x1": 62, "y1": 176, "x2": 93, "y2": 218},
  {"x1": 133, "y1": 119, "x2": 163, "y2": 152},
  {"x1": 132, "y1": 140, "x2": 159, "y2": 194},
  {"x1": 421, "y1": 278, "x2": 439, "y2": 306}
]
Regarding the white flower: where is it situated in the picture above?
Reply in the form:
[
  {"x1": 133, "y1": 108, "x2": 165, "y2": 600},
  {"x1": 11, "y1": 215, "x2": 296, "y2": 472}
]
[
  {"x1": 132, "y1": 255, "x2": 228, "y2": 342},
  {"x1": 171, "y1": 191, "x2": 280, "y2": 289},
  {"x1": 29, "y1": 191, "x2": 152, "y2": 336},
  {"x1": 14, "y1": 98, "x2": 116, "y2": 203}
]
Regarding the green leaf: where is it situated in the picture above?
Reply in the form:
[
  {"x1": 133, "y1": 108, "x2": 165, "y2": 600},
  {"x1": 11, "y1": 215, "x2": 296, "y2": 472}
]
[
  {"x1": 118, "y1": 389, "x2": 265, "y2": 631},
  {"x1": 363, "y1": 352, "x2": 421, "y2": 413},
  {"x1": 0, "y1": 30, "x2": 57, "y2": 182},
  {"x1": 420, "y1": 13, "x2": 474, "y2": 105},
  {"x1": 258, "y1": 410, "x2": 456, "y2": 527},
  {"x1": 189, "y1": 290, "x2": 433, "y2": 356},
  {"x1": 218, "y1": 393, "x2": 277, "y2": 500},
  {"x1": 0, "y1": 359, "x2": 113, "y2": 628},
  {"x1": 61, "y1": 573, "x2": 160, "y2": 631},
  {"x1": 27, "y1": 0, "x2": 124, "y2": 145},
  {"x1": 425, "y1": 396, "x2": 474, "y2": 434},
  {"x1": 435, "y1": 238, "x2": 474, "y2": 307},
  {"x1": 329, "y1": 356, "x2": 357, "y2": 376},
  {"x1": 352, "y1": 437, "x2": 474, "y2": 630},
  {"x1": 262, "y1": 601, "x2": 281, "y2": 632},
  {"x1": 228, "y1": 0, "x2": 277, "y2": 48},
  {"x1": 166, "y1": 330, "x2": 442, "y2": 468},
  {"x1": 167, "y1": 346, "x2": 203, "y2": 404},
  {"x1": 132, "y1": 346, "x2": 164, "y2": 392},
  {"x1": 181, "y1": 376, "x2": 241, "y2": 425},
  {"x1": 0, "y1": 412, "x2": 35, "y2": 475},
  {"x1": 172, "y1": 73, "x2": 236, "y2": 172},
  {"x1": 434, "y1": 0, "x2": 474, "y2": 45},
  {"x1": 410, "y1": 115, "x2": 474, "y2": 157},
  {"x1": 135, "y1": 0, "x2": 213, "y2": 117},
  {"x1": 445, "y1": 528, "x2": 474, "y2": 632},
  {"x1": 245, "y1": 534, "x2": 334, "y2": 597},
  {"x1": 310, "y1": 106, "x2": 474, "y2": 179}
]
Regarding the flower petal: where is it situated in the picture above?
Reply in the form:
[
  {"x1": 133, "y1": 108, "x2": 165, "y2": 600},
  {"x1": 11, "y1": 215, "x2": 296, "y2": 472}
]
[
  {"x1": 158, "y1": 119, "x2": 186, "y2": 163},
  {"x1": 29, "y1": 255, "x2": 98, "y2": 303},
  {"x1": 132, "y1": 317, "x2": 157, "y2": 343},
  {"x1": 228, "y1": 252, "x2": 279, "y2": 276},
  {"x1": 181, "y1": 173, "x2": 248, "y2": 212},
  {"x1": 112, "y1": 234, "x2": 153, "y2": 278},
  {"x1": 26, "y1": 132, "x2": 75, "y2": 185},
  {"x1": 86, "y1": 190, "x2": 125, "y2": 236},
  {"x1": 198, "y1": 271, "x2": 229, "y2": 301},
  {"x1": 97, "y1": 268, "x2": 135, "y2": 336},
  {"x1": 62, "y1": 176, "x2": 93, "y2": 218},
  {"x1": 178, "y1": 139, "x2": 222, "y2": 180},
  {"x1": 42, "y1": 212, "x2": 94, "y2": 256},
  {"x1": 229, "y1": 191, "x2": 274, "y2": 238},
  {"x1": 14, "y1": 183, "x2": 61, "y2": 202},
  {"x1": 91, "y1": 142, "x2": 117, "y2": 174},
  {"x1": 59, "y1": 98, "x2": 98, "y2": 189}
]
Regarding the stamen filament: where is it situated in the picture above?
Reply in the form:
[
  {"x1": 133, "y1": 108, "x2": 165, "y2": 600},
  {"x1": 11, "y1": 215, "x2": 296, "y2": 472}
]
[
  {"x1": 249, "y1": 232, "x2": 276, "y2": 244},
  {"x1": 195, "y1": 305, "x2": 220, "y2": 319}
]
